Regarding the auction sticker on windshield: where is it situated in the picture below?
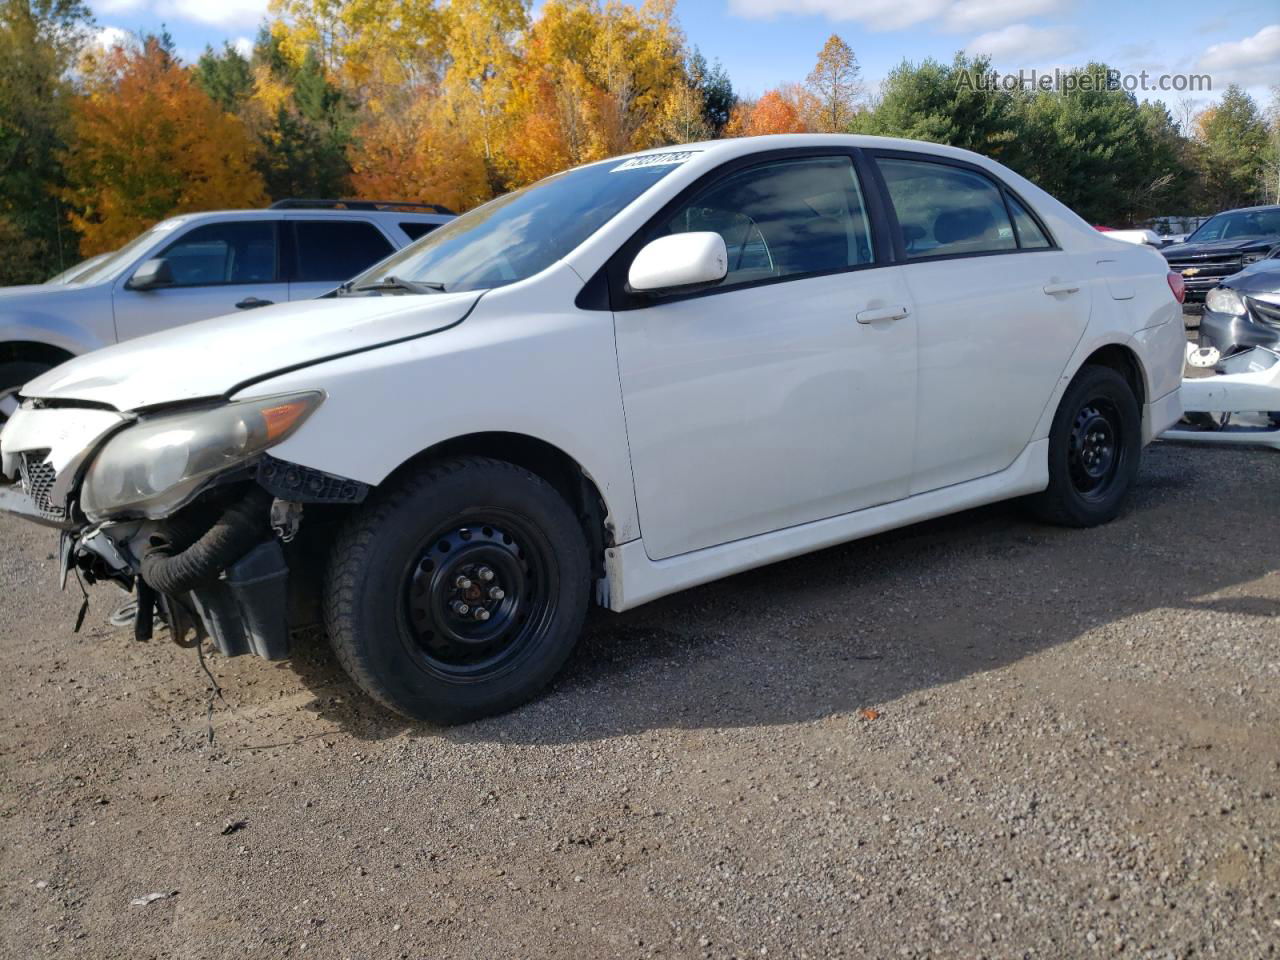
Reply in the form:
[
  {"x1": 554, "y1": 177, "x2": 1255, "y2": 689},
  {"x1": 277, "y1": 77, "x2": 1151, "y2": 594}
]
[{"x1": 611, "y1": 151, "x2": 697, "y2": 172}]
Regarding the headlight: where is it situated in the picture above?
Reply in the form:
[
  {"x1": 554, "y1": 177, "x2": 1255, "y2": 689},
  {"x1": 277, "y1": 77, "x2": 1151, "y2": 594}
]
[
  {"x1": 1205, "y1": 286, "x2": 1246, "y2": 317},
  {"x1": 81, "y1": 392, "x2": 322, "y2": 520}
]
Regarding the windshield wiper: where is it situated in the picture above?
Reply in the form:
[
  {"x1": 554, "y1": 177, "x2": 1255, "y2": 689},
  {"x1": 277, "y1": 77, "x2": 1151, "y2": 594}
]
[{"x1": 346, "y1": 275, "x2": 447, "y2": 295}]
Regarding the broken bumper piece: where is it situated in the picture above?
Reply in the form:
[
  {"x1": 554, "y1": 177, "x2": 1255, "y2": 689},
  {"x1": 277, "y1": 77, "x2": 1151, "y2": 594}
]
[{"x1": 1161, "y1": 345, "x2": 1280, "y2": 451}]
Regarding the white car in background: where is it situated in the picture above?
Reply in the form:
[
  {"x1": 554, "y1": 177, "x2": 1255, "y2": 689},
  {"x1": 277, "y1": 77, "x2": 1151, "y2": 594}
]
[
  {"x1": 1, "y1": 135, "x2": 1186, "y2": 724},
  {"x1": 0, "y1": 200, "x2": 454, "y2": 426}
]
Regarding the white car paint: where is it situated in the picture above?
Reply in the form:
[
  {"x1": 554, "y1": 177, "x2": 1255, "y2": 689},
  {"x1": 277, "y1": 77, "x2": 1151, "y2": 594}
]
[{"x1": 3, "y1": 134, "x2": 1184, "y2": 614}]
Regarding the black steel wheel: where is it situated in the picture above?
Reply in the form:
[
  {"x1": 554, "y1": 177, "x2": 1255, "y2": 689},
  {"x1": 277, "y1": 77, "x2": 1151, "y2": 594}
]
[
  {"x1": 402, "y1": 513, "x2": 558, "y2": 682},
  {"x1": 325, "y1": 457, "x2": 589, "y2": 724},
  {"x1": 1029, "y1": 364, "x2": 1141, "y2": 527}
]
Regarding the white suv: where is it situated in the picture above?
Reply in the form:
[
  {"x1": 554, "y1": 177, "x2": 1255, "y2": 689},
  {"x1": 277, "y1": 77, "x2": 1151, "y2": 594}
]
[
  {"x1": 0, "y1": 200, "x2": 454, "y2": 425},
  {"x1": 0, "y1": 135, "x2": 1186, "y2": 724}
]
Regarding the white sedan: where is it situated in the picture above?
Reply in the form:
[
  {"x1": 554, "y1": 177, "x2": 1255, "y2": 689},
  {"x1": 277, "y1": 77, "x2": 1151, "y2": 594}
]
[{"x1": 1, "y1": 135, "x2": 1187, "y2": 723}]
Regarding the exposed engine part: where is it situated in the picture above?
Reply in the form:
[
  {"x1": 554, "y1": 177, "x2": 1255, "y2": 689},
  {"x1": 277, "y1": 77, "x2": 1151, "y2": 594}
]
[
  {"x1": 270, "y1": 499, "x2": 304, "y2": 543},
  {"x1": 140, "y1": 487, "x2": 274, "y2": 595}
]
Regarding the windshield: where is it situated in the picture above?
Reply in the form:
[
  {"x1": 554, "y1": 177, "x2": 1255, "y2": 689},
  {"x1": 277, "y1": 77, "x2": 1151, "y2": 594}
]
[
  {"x1": 1188, "y1": 209, "x2": 1280, "y2": 243},
  {"x1": 350, "y1": 153, "x2": 696, "y2": 293},
  {"x1": 65, "y1": 219, "x2": 188, "y2": 286}
]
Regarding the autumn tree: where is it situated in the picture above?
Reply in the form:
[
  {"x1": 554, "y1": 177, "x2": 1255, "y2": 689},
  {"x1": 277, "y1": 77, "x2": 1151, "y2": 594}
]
[
  {"x1": 727, "y1": 89, "x2": 803, "y2": 136},
  {"x1": 62, "y1": 35, "x2": 268, "y2": 254},
  {"x1": 806, "y1": 34, "x2": 861, "y2": 132},
  {"x1": 0, "y1": 0, "x2": 92, "y2": 282}
]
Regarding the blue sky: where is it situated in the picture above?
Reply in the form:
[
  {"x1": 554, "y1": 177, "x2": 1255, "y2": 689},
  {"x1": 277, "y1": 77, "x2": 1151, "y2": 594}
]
[{"x1": 91, "y1": 0, "x2": 1278, "y2": 116}]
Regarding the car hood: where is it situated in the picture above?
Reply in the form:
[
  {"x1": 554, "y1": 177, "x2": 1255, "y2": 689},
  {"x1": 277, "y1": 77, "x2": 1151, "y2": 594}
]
[
  {"x1": 1224, "y1": 264, "x2": 1280, "y2": 296},
  {"x1": 21, "y1": 291, "x2": 482, "y2": 412},
  {"x1": 1162, "y1": 236, "x2": 1278, "y2": 259}
]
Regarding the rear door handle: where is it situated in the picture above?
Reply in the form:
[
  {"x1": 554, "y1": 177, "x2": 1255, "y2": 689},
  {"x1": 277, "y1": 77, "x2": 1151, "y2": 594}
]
[
  {"x1": 235, "y1": 296, "x2": 274, "y2": 310},
  {"x1": 1043, "y1": 282, "x2": 1080, "y2": 296},
  {"x1": 856, "y1": 305, "x2": 910, "y2": 324}
]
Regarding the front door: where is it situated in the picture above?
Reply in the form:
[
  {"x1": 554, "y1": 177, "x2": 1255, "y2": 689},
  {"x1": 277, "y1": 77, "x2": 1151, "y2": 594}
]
[
  {"x1": 614, "y1": 153, "x2": 919, "y2": 561},
  {"x1": 112, "y1": 220, "x2": 283, "y2": 342},
  {"x1": 871, "y1": 154, "x2": 1091, "y2": 494}
]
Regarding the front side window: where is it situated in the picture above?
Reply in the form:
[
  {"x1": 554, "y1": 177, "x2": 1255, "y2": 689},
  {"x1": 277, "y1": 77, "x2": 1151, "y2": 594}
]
[
  {"x1": 292, "y1": 220, "x2": 395, "y2": 282},
  {"x1": 157, "y1": 221, "x2": 278, "y2": 286},
  {"x1": 877, "y1": 157, "x2": 1018, "y2": 259},
  {"x1": 657, "y1": 156, "x2": 875, "y2": 291}
]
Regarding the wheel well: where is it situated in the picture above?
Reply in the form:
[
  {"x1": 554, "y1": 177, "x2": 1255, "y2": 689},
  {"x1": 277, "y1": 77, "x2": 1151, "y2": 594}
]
[
  {"x1": 1081, "y1": 344, "x2": 1146, "y2": 407},
  {"x1": 390, "y1": 433, "x2": 613, "y2": 578},
  {"x1": 0, "y1": 341, "x2": 75, "y2": 368}
]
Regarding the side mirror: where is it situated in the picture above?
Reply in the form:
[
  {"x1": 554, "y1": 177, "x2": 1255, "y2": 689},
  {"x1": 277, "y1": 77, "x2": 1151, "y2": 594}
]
[
  {"x1": 126, "y1": 258, "x2": 174, "y2": 291},
  {"x1": 628, "y1": 232, "x2": 727, "y2": 294}
]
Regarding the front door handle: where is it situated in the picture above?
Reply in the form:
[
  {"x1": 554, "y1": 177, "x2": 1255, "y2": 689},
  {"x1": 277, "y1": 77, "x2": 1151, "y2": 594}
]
[
  {"x1": 856, "y1": 305, "x2": 910, "y2": 324},
  {"x1": 1043, "y1": 282, "x2": 1080, "y2": 296},
  {"x1": 235, "y1": 296, "x2": 274, "y2": 310}
]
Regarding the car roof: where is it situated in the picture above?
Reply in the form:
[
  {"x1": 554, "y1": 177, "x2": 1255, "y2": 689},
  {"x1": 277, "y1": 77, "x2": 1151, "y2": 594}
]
[
  {"x1": 153, "y1": 209, "x2": 453, "y2": 225},
  {"x1": 1211, "y1": 204, "x2": 1280, "y2": 215}
]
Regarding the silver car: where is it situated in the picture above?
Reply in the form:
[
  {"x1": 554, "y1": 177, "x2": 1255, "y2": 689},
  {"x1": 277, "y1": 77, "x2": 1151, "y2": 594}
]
[{"x1": 0, "y1": 200, "x2": 453, "y2": 424}]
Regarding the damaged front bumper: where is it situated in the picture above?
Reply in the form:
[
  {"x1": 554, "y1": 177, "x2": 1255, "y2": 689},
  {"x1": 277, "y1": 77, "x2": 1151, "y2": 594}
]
[
  {"x1": 1161, "y1": 345, "x2": 1280, "y2": 450},
  {"x1": 1, "y1": 402, "x2": 366, "y2": 661}
]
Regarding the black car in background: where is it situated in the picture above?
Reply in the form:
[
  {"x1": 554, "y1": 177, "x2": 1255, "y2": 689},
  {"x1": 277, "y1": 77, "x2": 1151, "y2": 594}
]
[
  {"x1": 1198, "y1": 250, "x2": 1280, "y2": 356},
  {"x1": 1162, "y1": 205, "x2": 1280, "y2": 302}
]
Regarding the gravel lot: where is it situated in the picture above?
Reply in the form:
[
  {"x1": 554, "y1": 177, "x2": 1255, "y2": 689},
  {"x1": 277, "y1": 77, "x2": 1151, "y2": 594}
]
[{"x1": 1, "y1": 434, "x2": 1278, "y2": 959}]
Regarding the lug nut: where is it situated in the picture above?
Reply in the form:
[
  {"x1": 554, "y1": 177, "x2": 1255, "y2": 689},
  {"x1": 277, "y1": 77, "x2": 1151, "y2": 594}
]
[
  {"x1": 478, "y1": 567, "x2": 495, "y2": 582},
  {"x1": 452, "y1": 601, "x2": 470, "y2": 616},
  {"x1": 474, "y1": 609, "x2": 491, "y2": 621},
  {"x1": 455, "y1": 576, "x2": 472, "y2": 590},
  {"x1": 488, "y1": 587, "x2": 505, "y2": 600}
]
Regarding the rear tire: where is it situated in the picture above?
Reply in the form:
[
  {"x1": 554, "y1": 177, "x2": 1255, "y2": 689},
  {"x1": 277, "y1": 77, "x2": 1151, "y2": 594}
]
[
  {"x1": 324, "y1": 456, "x2": 590, "y2": 724},
  {"x1": 1028, "y1": 365, "x2": 1141, "y2": 528}
]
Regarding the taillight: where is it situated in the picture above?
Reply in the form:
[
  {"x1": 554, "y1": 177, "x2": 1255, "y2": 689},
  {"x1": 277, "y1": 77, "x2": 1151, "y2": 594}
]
[{"x1": 1167, "y1": 270, "x2": 1185, "y2": 304}]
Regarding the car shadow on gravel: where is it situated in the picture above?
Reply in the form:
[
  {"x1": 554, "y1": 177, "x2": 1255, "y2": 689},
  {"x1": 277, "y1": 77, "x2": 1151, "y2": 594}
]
[{"x1": 280, "y1": 442, "x2": 1278, "y2": 744}]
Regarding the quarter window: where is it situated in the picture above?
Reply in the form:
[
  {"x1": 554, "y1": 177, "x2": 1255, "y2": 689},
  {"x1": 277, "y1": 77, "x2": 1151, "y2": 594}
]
[
  {"x1": 659, "y1": 156, "x2": 875, "y2": 291},
  {"x1": 876, "y1": 157, "x2": 1018, "y2": 258},
  {"x1": 292, "y1": 220, "x2": 395, "y2": 282},
  {"x1": 157, "y1": 221, "x2": 278, "y2": 286},
  {"x1": 1006, "y1": 193, "x2": 1051, "y2": 249}
]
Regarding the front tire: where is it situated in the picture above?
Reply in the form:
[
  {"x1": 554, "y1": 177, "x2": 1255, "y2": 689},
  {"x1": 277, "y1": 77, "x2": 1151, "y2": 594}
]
[
  {"x1": 324, "y1": 456, "x2": 590, "y2": 724},
  {"x1": 1028, "y1": 365, "x2": 1141, "y2": 527}
]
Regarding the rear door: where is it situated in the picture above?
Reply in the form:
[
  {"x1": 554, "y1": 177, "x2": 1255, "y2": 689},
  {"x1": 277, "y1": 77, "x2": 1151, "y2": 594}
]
[
  {"x1": 111, "y1": 220, "x2": 283, "y2": 341},
  {"x1": 869, "y1": 152, "x2": 1090, "y2": 494},
  {"x1": 285, "y1": 218, "x2": 397, "y2": 301}
]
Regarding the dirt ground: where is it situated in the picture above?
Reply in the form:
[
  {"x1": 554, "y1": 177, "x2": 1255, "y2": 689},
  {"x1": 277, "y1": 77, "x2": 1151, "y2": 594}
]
[{"x1": 1, "y1": 432, "x2": 1278, "y2": 958}]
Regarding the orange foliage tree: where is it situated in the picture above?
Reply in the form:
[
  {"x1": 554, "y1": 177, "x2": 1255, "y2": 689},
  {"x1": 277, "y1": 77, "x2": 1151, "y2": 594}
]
[
  {"x1": 62, "y1": 36, "x2": 267, "y2": 254},
  {"x1": 725, "y1": 88, "x2": 810, "y2": 137}
]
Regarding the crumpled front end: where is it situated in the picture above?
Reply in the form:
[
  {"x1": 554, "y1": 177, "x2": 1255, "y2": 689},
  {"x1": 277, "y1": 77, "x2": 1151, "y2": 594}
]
[{"x1": 1, "y1": 398, "x2": 363, "y2": 661}]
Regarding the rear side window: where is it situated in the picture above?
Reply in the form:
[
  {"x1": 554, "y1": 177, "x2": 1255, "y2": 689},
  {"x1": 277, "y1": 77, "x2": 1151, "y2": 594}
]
[
  {"x1": 399, "y1": 221, "x2": 440, "y2": 241},
  {"x1": 292, "y1": 220, "x2": 395, "y2": 282},
  {"x1": 657, "y1": 155, "x2": 875, "y2": 291},
  {"x1": 157, "y1": 221, "x2": 278, "y2": 286},
  {"x1": 876, "y1": 157, "x2": 1017, "y2": 259}
]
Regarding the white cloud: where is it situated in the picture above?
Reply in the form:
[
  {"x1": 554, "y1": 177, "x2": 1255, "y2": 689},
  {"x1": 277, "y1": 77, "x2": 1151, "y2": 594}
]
[
  {"x1": 152, "y1": 0, "x2": 270, "y2": 28},
  {"x1": 232, "y1": 35, "x2": 254, "y2": 57},
  {"x1": 92, "y1": 25, "x2": 132, "y2": 51},
  {"x1": 727, "y1": 0, "x2": 1059, "y2": 32},
  {"x1": 941, "y1": 0, "x2": 1058, "y2": 32},
  {"x1": 966, "y1": 23, "x2": 1078, "y2": 61},
  {"x1": 1198, "y1": 24, "x2": 1280, "y2": 90}
]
